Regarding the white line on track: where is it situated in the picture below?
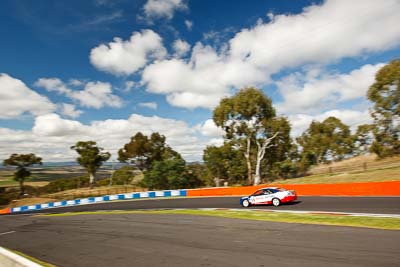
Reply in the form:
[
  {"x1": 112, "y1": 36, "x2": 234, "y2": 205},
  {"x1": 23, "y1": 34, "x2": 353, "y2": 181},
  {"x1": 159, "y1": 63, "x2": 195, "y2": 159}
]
[{"x1": 0, "y1": 231, "x2": 15, "y2": 236}]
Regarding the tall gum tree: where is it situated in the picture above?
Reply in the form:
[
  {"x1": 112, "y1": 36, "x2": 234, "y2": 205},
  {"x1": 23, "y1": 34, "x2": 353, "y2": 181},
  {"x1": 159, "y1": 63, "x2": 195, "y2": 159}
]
[
  {"x1": 368, "y1": 59, "x2": 400, "y2": 157},
  {"x1": 213, "y1": 87, "x2": 279, "y2": 185},
  {"x1": 71, "y1": 141, "x2": 111, "y2": 188},
  {"x1": 3, "y1": 153, "x2": 42, "y2": 196}
]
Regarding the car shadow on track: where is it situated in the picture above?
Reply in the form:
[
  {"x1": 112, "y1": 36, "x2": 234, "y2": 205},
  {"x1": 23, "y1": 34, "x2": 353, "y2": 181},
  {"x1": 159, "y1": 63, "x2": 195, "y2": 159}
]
[{"x1": 246, "y1": 201, "x2": 302, "y2": 209}]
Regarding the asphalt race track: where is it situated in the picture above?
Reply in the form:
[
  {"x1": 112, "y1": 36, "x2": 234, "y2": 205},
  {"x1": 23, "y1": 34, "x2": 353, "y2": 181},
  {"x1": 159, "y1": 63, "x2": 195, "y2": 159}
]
[
  {"x1": 14, "y1": 196, "x2": 400, "y2": 215},
  {"x1": 1, "y1": 197, "x2": 400, "y2": 266},
  {"x1": 0, "y1": 212, "x2": 399, "y2": 266}
]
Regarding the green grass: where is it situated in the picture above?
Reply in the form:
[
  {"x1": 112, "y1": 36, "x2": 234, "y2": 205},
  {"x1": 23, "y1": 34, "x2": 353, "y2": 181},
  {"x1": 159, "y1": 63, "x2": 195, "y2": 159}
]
[
  {"x1": 0, "y1": 180, "x2": 17, "y2": 187},
  {"x1": 272, "y1": 166, "x2": 400, "y2": 184},
  {"x1": 6, "y1": 248, "x2": 55, "y2": 267},
  {"x1": 40, "y1": 209, "x2": 400, "y2": 230}
]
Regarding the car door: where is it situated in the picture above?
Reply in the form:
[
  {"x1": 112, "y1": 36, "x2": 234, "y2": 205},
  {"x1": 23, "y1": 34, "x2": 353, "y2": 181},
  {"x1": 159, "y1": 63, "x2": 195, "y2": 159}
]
[
  {"x1": 249, "y1": 189, "x2": 264, "y2": 204},
  {"x1": 262, "y1": 189, "x2": 274, "y2": 203}
]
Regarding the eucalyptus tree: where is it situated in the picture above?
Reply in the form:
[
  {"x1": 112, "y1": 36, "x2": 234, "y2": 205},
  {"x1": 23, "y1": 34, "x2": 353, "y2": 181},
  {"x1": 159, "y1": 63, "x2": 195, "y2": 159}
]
[
  {"x1": 297, "y1": 117, "x2": 354, "y2": 164},
  {"x1": 213, "y1": 87, "x2": 280, "y2": 185},
  {"x1": 118, "y1": 132, "x2": 179, "y2": 171},
  {"x1": 3, "y1": 153, "x2": 42, "y2": 196},
  {"x1": 71, "y1": 141, "x2": 111, "y2": 188},
  {"x1": 367, "y1": 59, "x2": 400, "y2": 157}
]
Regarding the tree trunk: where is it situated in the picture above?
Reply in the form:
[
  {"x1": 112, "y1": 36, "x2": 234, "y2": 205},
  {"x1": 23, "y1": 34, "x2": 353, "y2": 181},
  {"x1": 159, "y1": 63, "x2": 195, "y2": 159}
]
[
  {"x1": 254, "y1": 152, "x2": 263, "y2": 186},
  {"x1": 253, "y1": 132, "x2": 279, "y2": 186},
  {"x1": 214, "y1": 177, "x2": 220, "y2": 187},
  {"x1": 89, "y1": 172, "x2": 95, "y2": 189},
  {"x1": 19, "y1": 180, "x2": 25, "y2": 197},
  {"x1": 243, "y1": 137, "x2": 252, "y2": 185}
]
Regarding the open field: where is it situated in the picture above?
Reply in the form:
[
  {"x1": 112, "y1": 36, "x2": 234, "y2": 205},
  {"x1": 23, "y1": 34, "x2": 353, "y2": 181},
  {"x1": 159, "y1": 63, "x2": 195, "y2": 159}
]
[{"x1": 0, "y1": 166, "x2": 112, "y2": 188}]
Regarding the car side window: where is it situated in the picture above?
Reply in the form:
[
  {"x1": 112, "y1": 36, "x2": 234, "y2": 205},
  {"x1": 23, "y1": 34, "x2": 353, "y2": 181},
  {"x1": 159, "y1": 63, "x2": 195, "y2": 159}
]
[
  {"x1": 269, "y1": 189, "x2": 279, "y2": 194},
  {"x1": 252, "y1": 190, "x2": 263, "y2": 196},
  {"x1": 263, "y1": 190, "x2": 271, "y2": 195}
]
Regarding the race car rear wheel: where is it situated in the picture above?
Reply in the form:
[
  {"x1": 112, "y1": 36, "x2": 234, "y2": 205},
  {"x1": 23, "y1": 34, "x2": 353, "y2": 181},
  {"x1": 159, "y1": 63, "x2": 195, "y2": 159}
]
[
  {"x1": 272, "y1": 198, "x2": 281, "y2": 207},
  {"x1": 242, "y1": 199, "x2": 250, "y2": 207}
]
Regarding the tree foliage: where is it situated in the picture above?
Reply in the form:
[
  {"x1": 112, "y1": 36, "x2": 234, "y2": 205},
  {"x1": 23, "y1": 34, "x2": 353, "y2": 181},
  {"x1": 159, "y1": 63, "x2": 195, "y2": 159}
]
[
  {"x1": 367, "y1": 59, "x2": 400, "y2": 157},
  {"x1": 297, "y1": 117, "x2": 354, "y2": 164},
  {"x1": 203, "y1": 142, "x2": 247, "y2": 185},
  {"x1": 353, "y1": 124, "x2": 375, "y2": 155},
  {"x1": 141, "y1": 152, "x2": 203, "y2": 190},
  {"x1": 70, "y1": 141, "x2": 111, "y2": 187},
  {"x1": 111, "y1": 166, "x2": 136, "y2": 185},
  {"x1": 3, "y1": 153, "x2": 42, "y2": 196},
  {"x1": 118, "y1": 132, "x2": 179, "y2": 171},
  {"x1": 260, "y1": 117, "x2": 299, "y2": 179}
]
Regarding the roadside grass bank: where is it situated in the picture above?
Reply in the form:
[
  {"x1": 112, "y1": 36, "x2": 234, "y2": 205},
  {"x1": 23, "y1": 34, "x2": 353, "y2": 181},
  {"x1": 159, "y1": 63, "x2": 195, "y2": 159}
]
[
  {"x1": 40, "y1": 209, "x2": 400, "y2": 230},
  {"x1": 3, "y1": 247, "x2": 55, "y2": 267},
  {"x1": 272, "y1": 166, "x2": 400, "y2": 184}
]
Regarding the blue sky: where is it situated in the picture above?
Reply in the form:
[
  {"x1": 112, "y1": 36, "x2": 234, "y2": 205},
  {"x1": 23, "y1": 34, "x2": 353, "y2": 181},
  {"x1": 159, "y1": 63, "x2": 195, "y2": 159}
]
[{"x1": 1, "y1": 0, "x2": 399, "y2": 162}]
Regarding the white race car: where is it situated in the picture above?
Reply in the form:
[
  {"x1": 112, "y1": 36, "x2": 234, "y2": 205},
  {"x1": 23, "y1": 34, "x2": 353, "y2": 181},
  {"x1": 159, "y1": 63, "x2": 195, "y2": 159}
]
[{"x1": 240, "y1": 187, "x2": 297, "y2": 207}]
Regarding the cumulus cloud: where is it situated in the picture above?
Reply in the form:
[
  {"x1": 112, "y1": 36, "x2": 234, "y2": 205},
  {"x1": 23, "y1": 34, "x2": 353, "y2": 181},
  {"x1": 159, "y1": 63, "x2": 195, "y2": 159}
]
[
  {"x1": 172, "y1": 39, "x2": 190, "y2": 57},
  {"x1": 276, "y1": 63, "x2": 385, "y2": 114},
  {"x1": 184, "y1": 20, "x2": 193, "y2": 31},
  {"x1": 59, "y1": 103, "x2": 83, "y2": 118},
  {"x1": 0, "y1": 73, "x2": 56, "y2": 119},
  {"x1": 138, "y1": 102, "x2": 157, "y2": 109},
  {"x1": 195, "y1": 119, "x2": 224, "y2": 138},
  {"x1": 143, "y1": 0, "x2": 187, "y2": 21},
  {"x1": 35, "y1": 78, "x2": 123, "y2": 109},
  {"x1": 0, "y1": 114, "x2": 218, "y2": 162},
  {"x1": 289, "y1": 109, "x2": 372, "y2": 137},
  {"x1": 90, "y1": 29, "x2": 166, "y2": 75},
  {"x1": 142, "y1": 43, "x2": 263, "y2": 109},
  {"x1": 141, "y1": 0, "x2": 400, "y2": 109}
]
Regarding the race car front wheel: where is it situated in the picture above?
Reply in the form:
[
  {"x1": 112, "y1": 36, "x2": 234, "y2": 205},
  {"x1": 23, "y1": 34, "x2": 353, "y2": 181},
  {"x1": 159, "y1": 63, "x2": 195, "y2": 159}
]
[
  {"x1": 272, "y1": 198, "x2": 281, "y2": 207},
  {"x1": 242, "y1": 199, "x2": 250, "y2": 207}
]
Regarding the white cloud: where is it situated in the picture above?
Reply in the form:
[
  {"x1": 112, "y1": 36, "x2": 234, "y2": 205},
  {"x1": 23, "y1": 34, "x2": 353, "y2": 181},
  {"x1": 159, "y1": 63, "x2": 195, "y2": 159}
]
[
  {"x1": 90, "y1": 29, "x2": 167, "y2": 75},
  {"x1": 138, "y1": 102, "x2": 157, "y2": 109},
  {"x1": 172, "y1": 39, "x2": 190, "y2": 57},
  {"x1": 276, "y1": 63, "x2": 385, "y2": 114},
  {"x1": 33, "y1": 113, "x2": 87, "y2": 137},
  {"x1": 60, "y1": 103, "x2": 83, "y2": 118},
  {"x1": 289, "y1": 109, "x2": 372, "y2": 137},
  {"x1": 142, "y1": 43, "x2": 263, "y2": 109},
  {"x1": 195, "y1": 119, "x2": 224, "y2": 138},
  {"x1": 184, "y1": 20, "x2": 193, "y2": 31},
  {"x1": 229, "y1": 0, "x2": 400, "y2": 72},
  {"x1": 69, "y1": 79, "x2": 84, "y2": 87},
  {"x1": 74, "y1": 82, "x2": 123, "y2": 108},
  {"x1": 141, "y1": 0, "x2": 400, "y2": 109},
  {"x1": 123, "y1": 81, "x2": 135, "y2": 92},
  {"x1": 35, "y1": 78, "x2": 123, "y2": 109},
  {"x1": 143, "y1": 0, "x2": 187, "y2": 20},
  {"x1": 0, "y1": 73, "x2": 56, "y2": 119},
  {"x1": 0, "y1": 114, "x2": 217, "y2": 162}
]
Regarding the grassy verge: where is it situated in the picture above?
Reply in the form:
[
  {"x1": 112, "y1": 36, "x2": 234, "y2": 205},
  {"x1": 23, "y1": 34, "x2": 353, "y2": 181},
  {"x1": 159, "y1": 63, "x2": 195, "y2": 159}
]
[
  {"x1": 272, "y1": 166, "x2": 400, "y2": 184},
  {"x1": 6, "y1": 248, "x2": 55, "y2": 267},
  {"x1": 40, "y1": 209, "x2": 400, "y2": 230}
]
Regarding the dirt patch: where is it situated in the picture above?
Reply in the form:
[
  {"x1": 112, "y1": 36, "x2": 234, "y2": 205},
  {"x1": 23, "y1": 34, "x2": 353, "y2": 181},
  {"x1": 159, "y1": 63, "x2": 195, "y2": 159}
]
[{"x1": 7, "y1": 198, "x2": 57, "y2": 208}]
